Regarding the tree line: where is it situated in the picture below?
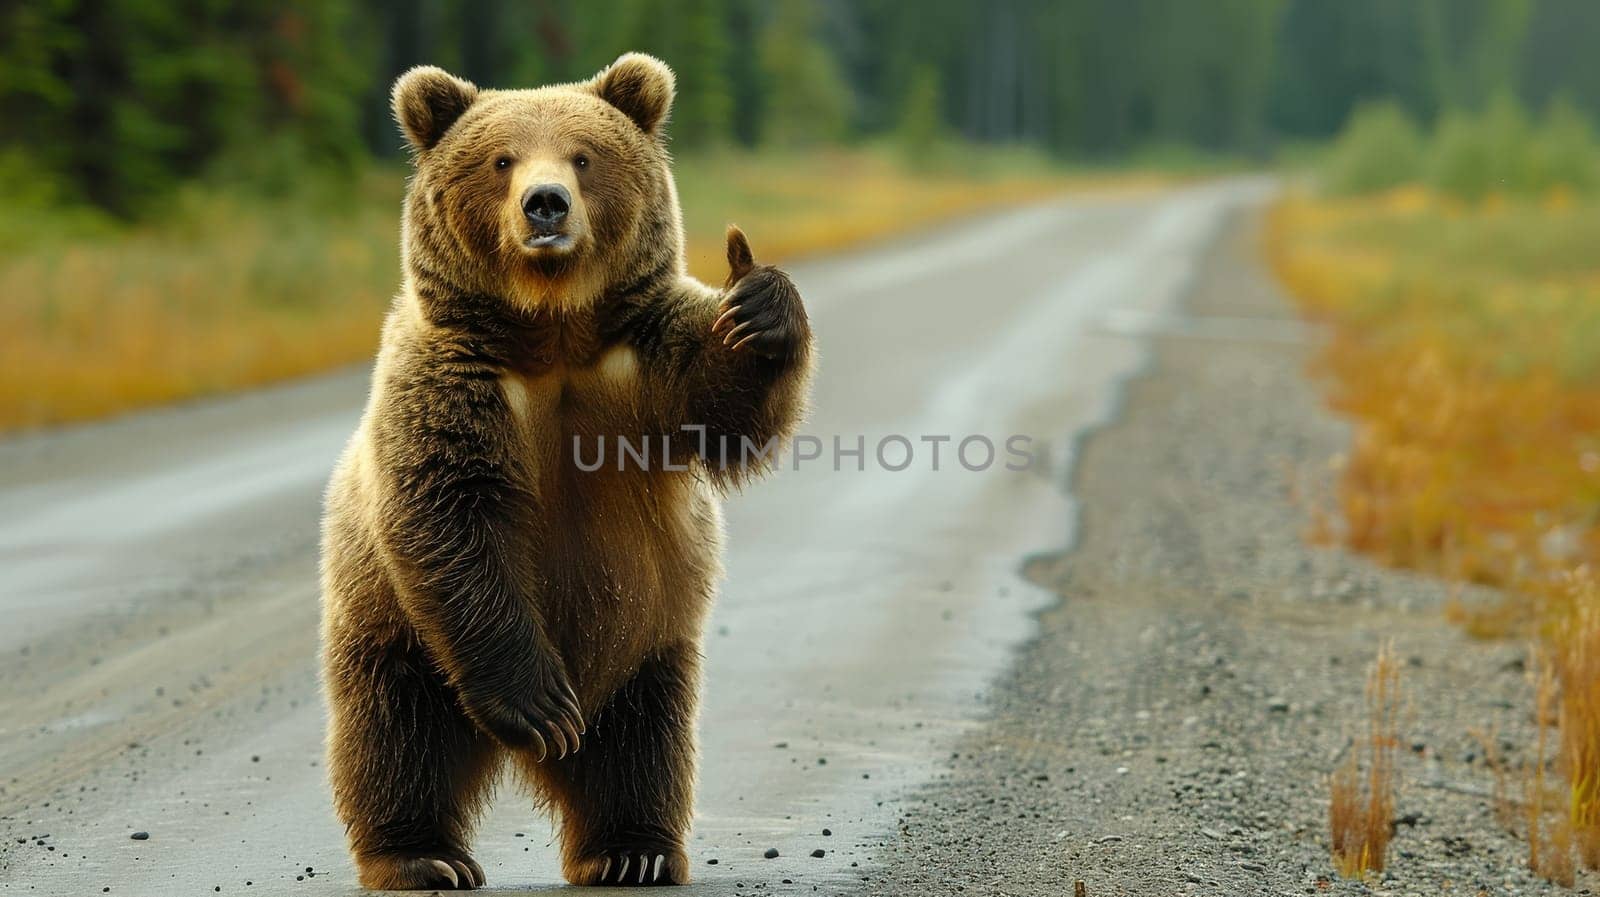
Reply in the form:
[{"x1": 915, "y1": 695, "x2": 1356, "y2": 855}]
[{"x1": 4, "y1": 0, "x2": 1599, "y2": 215}]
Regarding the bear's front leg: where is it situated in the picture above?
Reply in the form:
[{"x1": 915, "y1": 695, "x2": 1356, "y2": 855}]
[
  {"x1": 629, "y1": 226, "x2": 812, "y2": 482},
  {"x1": 522, "y1": 642, "x2": 701, "y2": 886}
]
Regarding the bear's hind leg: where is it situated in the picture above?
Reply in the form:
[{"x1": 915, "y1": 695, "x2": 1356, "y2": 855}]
[
  {"x1": 327, "y1": 640, "x2": 500, "y2": 890},
  {"x1": 525, "y1": 642, "x2": 699, "y2": 886}
]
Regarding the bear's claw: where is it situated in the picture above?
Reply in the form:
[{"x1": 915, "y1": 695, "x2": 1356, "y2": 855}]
[
  {"x1": 610, "y1": 852, "x2": 661, "y2": 885},
  {"x1": 355, "y1": 853, "x2": 484, "y2": 890},
  {"x1": 468, "y1": 670, "x2": 585, "y2": 761},
  {"x1": 569, "y1": 849, "x2": 687, "y2": 886},
  {"x1": 712, "y1": 267, "x2": 805, "y2": 360}
]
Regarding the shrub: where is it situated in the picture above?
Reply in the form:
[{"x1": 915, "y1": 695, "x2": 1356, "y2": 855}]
[
  {"x1": 895, "y1": 65, "x2": 947, "y2": 167},
  {"x1": 1322, "y1": 93, "x2": 1600, "y2": 202},
  {"x1": 1526, "y1": 97, "x2": 1600, "y2": 196},
  {"x1": 1428, "y1": 93, "x2": 1531, "y2": 201},
  {"x1": 1323, "y1": 101, "x2": 1426, "y2": 196}
]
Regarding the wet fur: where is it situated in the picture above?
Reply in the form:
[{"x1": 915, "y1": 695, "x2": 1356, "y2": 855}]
[{"x1": 320, "y1": 54, "x2": 813, "y2": 889}]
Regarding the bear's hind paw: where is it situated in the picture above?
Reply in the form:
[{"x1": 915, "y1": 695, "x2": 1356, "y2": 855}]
[
  {"x1": 567, "y1": 849, "x2": 689, "y2": 886},
  {"x1": 356, "y1": 853, "x2": 484, "y2": 890}
]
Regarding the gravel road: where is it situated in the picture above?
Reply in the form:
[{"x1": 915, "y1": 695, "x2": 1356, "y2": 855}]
[{"x1": 0, "y1": 184, "x2": 1572, "y2": 896}]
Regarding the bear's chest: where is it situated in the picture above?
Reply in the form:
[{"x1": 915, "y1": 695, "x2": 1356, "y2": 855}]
[
  {"x1": 501, "y1": 338, "x2": 638, "y2": 414},
  {"x1": 498, "y1": 342, "x2": 644, "y2": 480},
  {"x1": 495, "y1": 349, "x2": 716, "y2": 651}
]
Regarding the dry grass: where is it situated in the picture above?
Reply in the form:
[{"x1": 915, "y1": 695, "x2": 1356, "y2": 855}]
[
  {"x1": 1272, "y1": 186, "x2": 1600, "y2": 881},
  {"x1": 0, "y1": 147, "x2": 1150, "y2": 432},
  {"x1": 1530, "y1": 659, "x2": 1577, "y2": 886},
  {"x1": 1330, "y1": 641, "x2": 1403, "y2": 878},
  {"x1": 0, "y1": 172, "x2": 399, "y2": 429},
  {"x1": 1551, "y1": 571, "x2": 1600, "y2": 870},
  {"x1": 1269, "y1": 188, "x2": 1600, "y2": 599}
]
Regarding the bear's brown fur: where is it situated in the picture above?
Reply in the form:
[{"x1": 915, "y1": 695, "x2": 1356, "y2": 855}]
[{"x1": 319, "y1": 53, "x2": 813, "y2": 890}]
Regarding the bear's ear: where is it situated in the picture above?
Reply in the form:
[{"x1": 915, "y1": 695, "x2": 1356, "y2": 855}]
[
  {"x1": 591, "y1": 53, "x2": 676, "y2": 137},
  {"x1": 392, "y1": 66, "x2": 479, "y2": 152}
]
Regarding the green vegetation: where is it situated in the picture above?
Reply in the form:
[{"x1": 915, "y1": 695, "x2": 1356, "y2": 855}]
[
  {"x1": 1322, "y1": 102, "x2": 1427, "y2": 196},
  {"x1": 1324, "y1": 93, "x2": 1600, "y2": 201},
  {"x1": 0, "y1": 2, "x2": 369, "y2": 217},
  {"x1": 12, "y1": 0, "x2": 1600, "y2": 226}
]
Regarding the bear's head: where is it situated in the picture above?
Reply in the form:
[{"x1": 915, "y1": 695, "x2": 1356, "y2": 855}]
[{"x1": 392, "y1": 54, "x2": 680, "y2": 310}]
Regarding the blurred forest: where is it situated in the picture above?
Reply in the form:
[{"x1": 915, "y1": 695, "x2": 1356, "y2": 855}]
[
  {"x1": 6, "y1": 0, "x2": 1600, "y2": 217},
  {"x1": 6, "y1": 0, "x2": 1600, "y2": 432}
]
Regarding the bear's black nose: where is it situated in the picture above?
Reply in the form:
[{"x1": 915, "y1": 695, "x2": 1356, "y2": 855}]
[{"x1": 522, "y1": 184, "x2": 571, "y2": 230}]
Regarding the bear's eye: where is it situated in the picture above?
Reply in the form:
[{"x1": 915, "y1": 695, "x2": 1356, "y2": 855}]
[
  {"x1": 493, "y1": 156, "x2": 513, "y2": 171},
  {"x1": 573, "y1": 154, "x2": 590, "y2": 172}
]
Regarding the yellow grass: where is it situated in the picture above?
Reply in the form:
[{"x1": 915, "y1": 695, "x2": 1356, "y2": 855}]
[
  {"x1": 1551, "y1": 572, "x2": 1600, "y2": 871},
  {"x1": 1531, "y1": 658, "x2": 1577, "y2": 886},
  {"x1": 1271, "y1": 187, "x2": 1600, "y2": 880},
  {"x1": 0, "y1": 148, "x2": 1158, "y2": 432},
  {"x1": 1330, "y1": 641, "x2": 1402, "y2": 879}
]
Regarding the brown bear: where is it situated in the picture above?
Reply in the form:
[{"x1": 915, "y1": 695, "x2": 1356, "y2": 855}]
[{"x1": 319, "y1": 53, "x2": 813, "y2": 890}]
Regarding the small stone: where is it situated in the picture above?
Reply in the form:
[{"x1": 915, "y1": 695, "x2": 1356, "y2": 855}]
[
  {"x1": 821, "y1": 828, "x2": 832, "y2": 837},
  {"x1": 763, "y1": 848, "x2": 779, "y2": 859},
  {"x1": 130, "y1": 832, "x2": 149, "y2": 841},
  {"x1": 810, "y1": 849, "x2": 825, "y2": 858},
  {"x1": 706, "y1": 859, "x2": 718, "y2": 865}
]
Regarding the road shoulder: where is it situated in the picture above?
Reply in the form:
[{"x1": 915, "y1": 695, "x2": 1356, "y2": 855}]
[{"x1": 850, "y1": 207, "x2": 1565, "y2": 895}]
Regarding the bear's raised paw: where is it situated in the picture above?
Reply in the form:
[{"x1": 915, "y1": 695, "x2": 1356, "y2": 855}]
[
  {"x1": 566, "y1": 849, "x2": 690, "y2": 886},
  {"x1": 713, "y1": 266, "x2": 805, "y2": 360},
  {"x1": 714, "y1": 226, "x2": 808, "y2": 361}
]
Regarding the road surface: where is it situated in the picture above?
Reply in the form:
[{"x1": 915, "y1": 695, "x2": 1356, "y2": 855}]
[{"x1": 2, "y1": 181, "x2": 1271, "y2": 894}]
